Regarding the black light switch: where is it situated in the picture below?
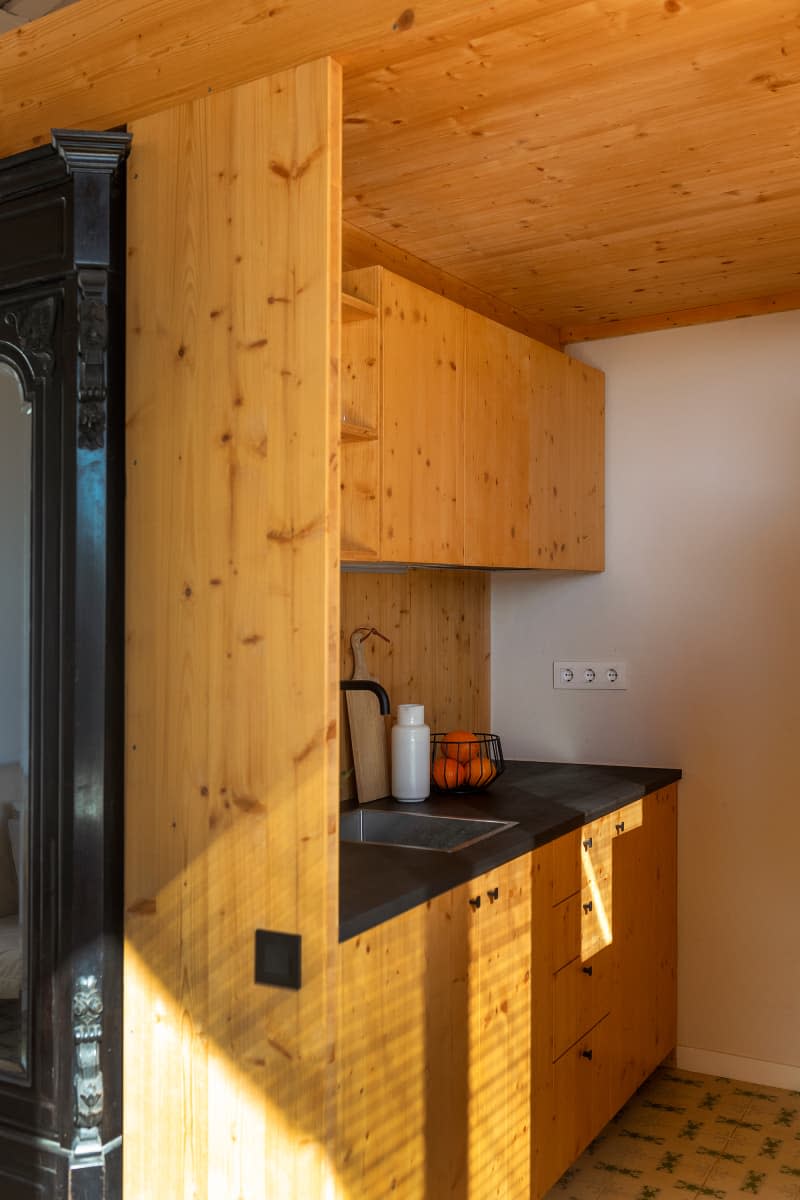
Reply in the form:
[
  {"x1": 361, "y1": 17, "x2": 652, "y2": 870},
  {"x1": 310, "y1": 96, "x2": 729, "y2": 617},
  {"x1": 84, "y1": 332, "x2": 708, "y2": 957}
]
[{"x1": 254, "y1": 929, "x2": 302, "y2": 990}]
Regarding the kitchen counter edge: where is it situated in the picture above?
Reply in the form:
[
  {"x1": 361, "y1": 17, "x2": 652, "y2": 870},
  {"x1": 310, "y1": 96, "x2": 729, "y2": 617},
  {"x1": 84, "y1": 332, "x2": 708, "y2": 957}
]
[{"x1": 339, "y1": 760, "x2": 682, "y2": 942}]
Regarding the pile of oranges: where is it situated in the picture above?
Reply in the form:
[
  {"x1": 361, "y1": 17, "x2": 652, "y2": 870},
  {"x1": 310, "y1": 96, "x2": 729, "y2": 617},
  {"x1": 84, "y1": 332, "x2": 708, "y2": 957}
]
[{"x1": 431, "y1": 730, "x2": 497, "y2": 791}]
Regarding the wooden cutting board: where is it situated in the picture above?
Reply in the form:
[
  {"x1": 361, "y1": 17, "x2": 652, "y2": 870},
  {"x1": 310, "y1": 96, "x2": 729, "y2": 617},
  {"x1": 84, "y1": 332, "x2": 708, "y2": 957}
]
[{"x1": 346, "y1": 628, "x2": 391, "y2": 805}]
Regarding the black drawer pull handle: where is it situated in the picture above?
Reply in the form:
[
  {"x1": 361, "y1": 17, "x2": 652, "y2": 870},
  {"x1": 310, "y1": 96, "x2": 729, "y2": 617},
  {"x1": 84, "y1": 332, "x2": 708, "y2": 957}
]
[
  {"x1": 582, "y1": 965, "x2": 593, "y2": 976},
  {"x1": 581, "y1": 1048, "x2": 593, "y2": 1061},
  {"x1": 583, "y1": 900, "x2": 593, "y2": 914},
  {"x1": 487, "y1": 887, "x2": 499, "y2": 902},
  {"x1": 469, "y1": 896, "x2": 481, "y2": 910},
  {"x1": 583, "y1": 837, "x2": 593, "y2": 850},
  {"x1": 616, "y1": 821, "x2": 625, "y2": 834}
]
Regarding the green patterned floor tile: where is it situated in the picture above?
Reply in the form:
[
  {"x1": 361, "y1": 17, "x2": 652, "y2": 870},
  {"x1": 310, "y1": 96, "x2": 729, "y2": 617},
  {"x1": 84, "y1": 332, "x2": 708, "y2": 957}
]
[{"x1": 544, "y1": 1068, "x2": 800, "y2": 1200}]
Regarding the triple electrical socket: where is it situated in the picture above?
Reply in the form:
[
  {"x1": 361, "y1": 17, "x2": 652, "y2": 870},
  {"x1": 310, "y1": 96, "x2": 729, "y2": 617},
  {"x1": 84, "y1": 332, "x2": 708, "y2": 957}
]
[{"x1": 553, "y1": 660, "x2": 628, "y2": 690}]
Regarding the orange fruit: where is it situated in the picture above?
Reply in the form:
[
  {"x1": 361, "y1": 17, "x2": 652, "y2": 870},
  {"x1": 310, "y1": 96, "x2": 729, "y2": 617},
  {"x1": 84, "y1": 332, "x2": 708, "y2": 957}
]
[
  {"x1": 432, "y1": 756, "x2": 466, "y2": 790},
  {"x1": 464, "y1": 755, "x2": 496, "y2": 787},
  {"x1": 441, "y1": 730, "x2": 478, "y2": 764}
]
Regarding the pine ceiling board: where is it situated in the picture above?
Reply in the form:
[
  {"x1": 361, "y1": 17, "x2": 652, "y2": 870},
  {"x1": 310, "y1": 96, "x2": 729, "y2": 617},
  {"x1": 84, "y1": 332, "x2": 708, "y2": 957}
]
[
  {"x1": 443, "y1": 228, "x2": 800, "y2": 325},
  {"x1": 344, "y1": 4, "x2": 800, "y2": 173},
  {"x1": 380, "y1": 196, "x2": 800, "y2": 325},
  {"x1": 343, "y1": 0, "x2": 800, "y2": 328},
  {"x1": 0, "y1": 0, "x2": 590, "y2": 158},
  {"x1": 562, "y1": 289, "x2": 800, "y2": 343}
]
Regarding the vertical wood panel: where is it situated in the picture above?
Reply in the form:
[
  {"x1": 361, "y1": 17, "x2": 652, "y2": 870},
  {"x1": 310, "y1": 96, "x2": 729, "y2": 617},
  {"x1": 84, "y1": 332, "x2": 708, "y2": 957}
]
[
  {"x1": 464, "y1": 310, "x2": 605, "y2": 570},
  {"x1": 468, "y1": 856, "x2": 532, "y2": 1199},
  {"x1": 532, "y1": 349, "x2": 605, "y2": 571},
  {"x1": 335, "y1": 888, "x2": 471, "y2": 1199},
  {"x1": 341, "y1": 267, "x2": 381, "y2": 559},
  {"x1": 125, "y1": 60, "x2": 341, "y2": 1200},
  {"x1": 609, "y1": 786, "x2": 678, "y2": 1113},
  {"x1": 339, "y1": 568, "x2": 490, "y2": 801},
  {"x1": 336, "y1": 862, "x2": 530, "y2": 1200},
  {"x1": 381, "y1": 274, "x2": 465, "y2": 564},
  {"x1": 464, "y1": 311, "x2": 534, "y2": 568}
]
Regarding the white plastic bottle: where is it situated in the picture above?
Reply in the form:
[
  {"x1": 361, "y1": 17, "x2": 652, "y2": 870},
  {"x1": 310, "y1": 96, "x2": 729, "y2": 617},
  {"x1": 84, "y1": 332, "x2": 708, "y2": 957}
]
[{"x1": 391, "y1": 704, "x2": 431, "y2": 802}]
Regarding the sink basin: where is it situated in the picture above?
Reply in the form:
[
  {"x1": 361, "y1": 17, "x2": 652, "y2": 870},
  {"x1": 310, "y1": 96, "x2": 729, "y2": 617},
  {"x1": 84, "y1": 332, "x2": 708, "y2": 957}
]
[{"x1": 340, "y1": 808, "x2": 517, "y2": 853}]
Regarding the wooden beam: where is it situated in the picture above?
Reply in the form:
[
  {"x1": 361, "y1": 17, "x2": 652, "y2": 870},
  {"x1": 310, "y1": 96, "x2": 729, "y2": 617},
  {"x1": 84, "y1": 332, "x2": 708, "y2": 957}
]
[
  {"x1": 124, "y1": 60, "x2": 342, "y2": 1197},
  {"x1": 343, "y1": 221, "x2": 561, "y2": 350},
  {"x1": 0, "y1": 0, "x2": 551, "y2": 159},
  {"x1": 561, "y1": 290, "x2": 800, "y2": 344}
]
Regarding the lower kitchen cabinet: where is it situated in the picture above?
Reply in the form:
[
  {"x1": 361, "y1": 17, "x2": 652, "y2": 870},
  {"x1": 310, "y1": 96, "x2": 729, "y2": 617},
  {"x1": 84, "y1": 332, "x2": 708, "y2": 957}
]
[
  {"x1": 335, "y1": 855, "x2": 532, "y2": 1200},
  {"x1": 608, "y1": 783, "x2": 678, "y2": 1114},
  {"x1": 531, "y1": 786, "x2": 677, "y2": 1198},
  {"x1": 335, "y1": 786, "x2": 676, "y2": 1200}
]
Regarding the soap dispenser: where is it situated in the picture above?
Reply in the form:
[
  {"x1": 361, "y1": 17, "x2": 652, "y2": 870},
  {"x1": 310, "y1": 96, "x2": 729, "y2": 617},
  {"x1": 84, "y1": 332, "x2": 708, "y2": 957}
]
[{"x1": 391, "y1": 704, "x2": 431, "y2": 802}]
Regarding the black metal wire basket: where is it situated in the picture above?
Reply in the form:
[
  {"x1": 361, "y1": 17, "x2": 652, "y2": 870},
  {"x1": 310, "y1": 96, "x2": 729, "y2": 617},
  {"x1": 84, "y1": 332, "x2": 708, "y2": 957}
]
[{"x1": 430, "y1": 732, "x2": 505, "y2": 793}]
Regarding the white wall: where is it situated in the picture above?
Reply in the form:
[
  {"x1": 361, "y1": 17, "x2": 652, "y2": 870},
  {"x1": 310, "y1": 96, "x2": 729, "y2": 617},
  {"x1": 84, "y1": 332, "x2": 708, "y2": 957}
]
[{"x1": 492, "y1": 310, "x2": 800, "y2": 1086}]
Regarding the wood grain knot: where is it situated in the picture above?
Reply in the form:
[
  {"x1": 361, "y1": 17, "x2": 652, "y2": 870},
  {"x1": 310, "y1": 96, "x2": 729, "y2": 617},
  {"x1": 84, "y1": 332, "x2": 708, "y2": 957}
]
[{"x1": 393, "y1": 8, "x2": 414, "y2": 31}]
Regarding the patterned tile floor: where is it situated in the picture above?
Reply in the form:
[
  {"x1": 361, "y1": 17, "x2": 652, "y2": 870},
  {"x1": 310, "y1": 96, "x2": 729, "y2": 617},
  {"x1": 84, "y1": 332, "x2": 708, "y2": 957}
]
[{"x1": 546, "y1": 1066, "x2": 800, "y2": 1200}]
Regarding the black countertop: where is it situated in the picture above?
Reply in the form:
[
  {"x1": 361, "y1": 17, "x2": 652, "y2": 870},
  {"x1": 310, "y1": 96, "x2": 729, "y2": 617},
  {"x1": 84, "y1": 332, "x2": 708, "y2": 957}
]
[{"x1": 339, "y1": 760, "x2": 681, "y2": 941}]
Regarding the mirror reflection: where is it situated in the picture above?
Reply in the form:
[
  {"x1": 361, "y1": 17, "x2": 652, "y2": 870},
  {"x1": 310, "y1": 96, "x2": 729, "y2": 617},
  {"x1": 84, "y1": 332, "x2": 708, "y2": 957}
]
[{"x1": 0, "y1": 363, "x2": 30, "y2": 1074}]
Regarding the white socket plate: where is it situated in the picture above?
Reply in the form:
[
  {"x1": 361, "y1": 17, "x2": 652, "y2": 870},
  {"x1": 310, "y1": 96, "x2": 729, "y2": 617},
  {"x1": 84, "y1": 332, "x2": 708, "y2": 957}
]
[{"x1": 553, "y1": 661, "x2": 628, "y2": 690}]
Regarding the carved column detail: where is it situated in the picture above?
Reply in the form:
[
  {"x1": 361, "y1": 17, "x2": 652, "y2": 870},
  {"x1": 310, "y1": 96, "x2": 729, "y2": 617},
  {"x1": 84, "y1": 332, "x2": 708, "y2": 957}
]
[
  {"x1": 77, "y1": 269, "x2": 109, "y2": 451},
  {"x1": 72, "y1": 974, "x2": 104, "y2": 1154}
]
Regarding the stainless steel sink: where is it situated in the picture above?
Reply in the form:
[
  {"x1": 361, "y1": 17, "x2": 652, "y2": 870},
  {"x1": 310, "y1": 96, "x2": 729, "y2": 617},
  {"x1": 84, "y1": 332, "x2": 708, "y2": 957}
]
[{"x1": 340, "y1": 808, "x2": 517, "y2": 853}]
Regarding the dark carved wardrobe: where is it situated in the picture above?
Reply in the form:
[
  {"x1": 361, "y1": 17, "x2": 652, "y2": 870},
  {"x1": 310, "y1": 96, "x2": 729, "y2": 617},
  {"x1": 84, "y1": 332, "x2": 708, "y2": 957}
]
[{"x1": 0, "y1": 131, "x2": 127, "y2": 1200}]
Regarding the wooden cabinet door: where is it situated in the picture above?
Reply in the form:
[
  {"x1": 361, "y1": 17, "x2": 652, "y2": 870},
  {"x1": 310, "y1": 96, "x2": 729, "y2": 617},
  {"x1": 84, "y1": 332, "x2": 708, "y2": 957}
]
[
  {"x1": 464, "y1": 310, "x2": 605, "y2": 569},
  {"x1": 608, "y1": 786, "x2": 678, "y2": 1114},
  {"x1": 464, "y1": 311, "x2": 534, "y2": 567},
  {"x1": 336, "y1": 859, "x2": 532, "y2": 1200},
  {"x1": 380, "y1": 272, "x2": 465, "y2": 564},
  {"x1": 530, "y1": 344, "x2": 605, "y2": 571},
  {"x1": 336, "y1": 888, "x2": 469, "y2": 1200},
  {"x1": 550, "y1": 1015, "x2": 612, "y2": 1172},
  {"x1": 467, "y1": 857, "x2": 532, "y2": 1200}
]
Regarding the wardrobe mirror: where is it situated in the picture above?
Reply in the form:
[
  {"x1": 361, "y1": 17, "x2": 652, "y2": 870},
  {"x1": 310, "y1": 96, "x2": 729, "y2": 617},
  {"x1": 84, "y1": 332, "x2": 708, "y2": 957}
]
[{"x1": 0, "y1": 362, "x2": 31, "y2": 1076}]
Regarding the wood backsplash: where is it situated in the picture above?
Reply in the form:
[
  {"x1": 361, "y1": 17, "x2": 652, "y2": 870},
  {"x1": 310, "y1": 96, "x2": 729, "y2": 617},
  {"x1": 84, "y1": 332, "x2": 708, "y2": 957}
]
[{"x1": 340, "y1": 568, "x2": 490, "y2": 800}]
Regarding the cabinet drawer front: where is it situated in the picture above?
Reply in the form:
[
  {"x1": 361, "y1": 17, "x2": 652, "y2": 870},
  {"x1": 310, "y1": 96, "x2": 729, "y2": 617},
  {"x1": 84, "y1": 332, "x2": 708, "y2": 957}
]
[
  {"x1": 611, "y1": 798, "x2": 643, "y2": 837},
  {"x1": 552, "y1": 1016, "x2": 612, "y2": 1169},
  {"x1": 552, "y1": 828, "x2": 581, "y2": 904},
  {"x1": 580, "y1": 881, "x2": 614, "y2": 960},
  {"x1": 552, "y1": 946, "x2": 611, "y2": 1060},
  {"x1": 552, "y1": 880, "x2": 614, "y2": 970},
  {"x1": 551, "y1": 892, "x2": 581, "y2": 972}
]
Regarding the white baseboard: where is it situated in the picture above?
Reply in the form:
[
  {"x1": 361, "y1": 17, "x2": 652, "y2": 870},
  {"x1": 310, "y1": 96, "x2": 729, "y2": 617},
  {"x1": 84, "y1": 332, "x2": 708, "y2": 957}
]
[{"x1": 676, "y1": 1045, "x2": 800, "y2": 1091}]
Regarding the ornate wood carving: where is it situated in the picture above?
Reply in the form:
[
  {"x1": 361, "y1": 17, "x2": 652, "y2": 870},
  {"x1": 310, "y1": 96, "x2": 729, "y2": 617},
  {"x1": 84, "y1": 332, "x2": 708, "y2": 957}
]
[
  {"x1": 72, "y1": 975, "x2": 104, "y2": 1154},
  {"x1": 77, "y1": 269, "x2": 109, "y2": 450},
  {"x1": 0, "y1": 293, "x2": 57, "y2": 385},
  {"x1": 0, "y1": 127, "x2": 128, "y2": 1200}
]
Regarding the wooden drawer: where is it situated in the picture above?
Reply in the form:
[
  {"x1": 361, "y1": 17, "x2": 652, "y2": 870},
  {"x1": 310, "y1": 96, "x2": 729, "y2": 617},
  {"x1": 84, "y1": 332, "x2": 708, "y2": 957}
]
[
  {"x1": 552, "y1": 828, "x2": 581, "y2": 904},
  {"x1": 551, "y1": 892, "x2": 581, "y2": 971},
  {"x1": 552, "y1": 945, "x2": 611, "y2": 1060},
  {"x1": 551, "y1": 1016, "x2": 612, "y2": 1171},
  {"x1": 612, "y1": 798, "x2": 642, "y2": 837},
  {"x1": 551, "y1": 884, "x2": 613, "y2": 970}
]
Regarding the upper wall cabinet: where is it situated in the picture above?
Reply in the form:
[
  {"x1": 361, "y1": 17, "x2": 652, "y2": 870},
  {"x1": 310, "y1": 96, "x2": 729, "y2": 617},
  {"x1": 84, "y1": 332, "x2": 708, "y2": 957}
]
[
  {"x1": 341, "y1": 266, "x2": 605, "y2": 570},
  {"x1": 464, "y1": 312, "x2": 604, "y2": 570}
]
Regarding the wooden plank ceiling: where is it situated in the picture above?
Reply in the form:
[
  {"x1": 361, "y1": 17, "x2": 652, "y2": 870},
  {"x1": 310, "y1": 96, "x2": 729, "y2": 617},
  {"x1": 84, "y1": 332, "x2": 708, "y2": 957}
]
[
  {"x1": 3, "y1": 0, "x2": 800, "y2": 341},
  {"x1": 342, "y1": 0, "x2": 800, "y2": 341},
  {"x1": 0, "y1": 0, "x2": 70, "y2": 34}
]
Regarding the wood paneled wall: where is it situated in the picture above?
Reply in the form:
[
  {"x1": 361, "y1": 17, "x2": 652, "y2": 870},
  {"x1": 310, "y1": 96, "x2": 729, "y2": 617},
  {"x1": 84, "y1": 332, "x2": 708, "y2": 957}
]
[
  {"x1": 125, "y1": 61, "x2": 341, "y2": 1198},
  {"x1": 340, "y1": 569, "x2": 490, "y2": 800}
]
